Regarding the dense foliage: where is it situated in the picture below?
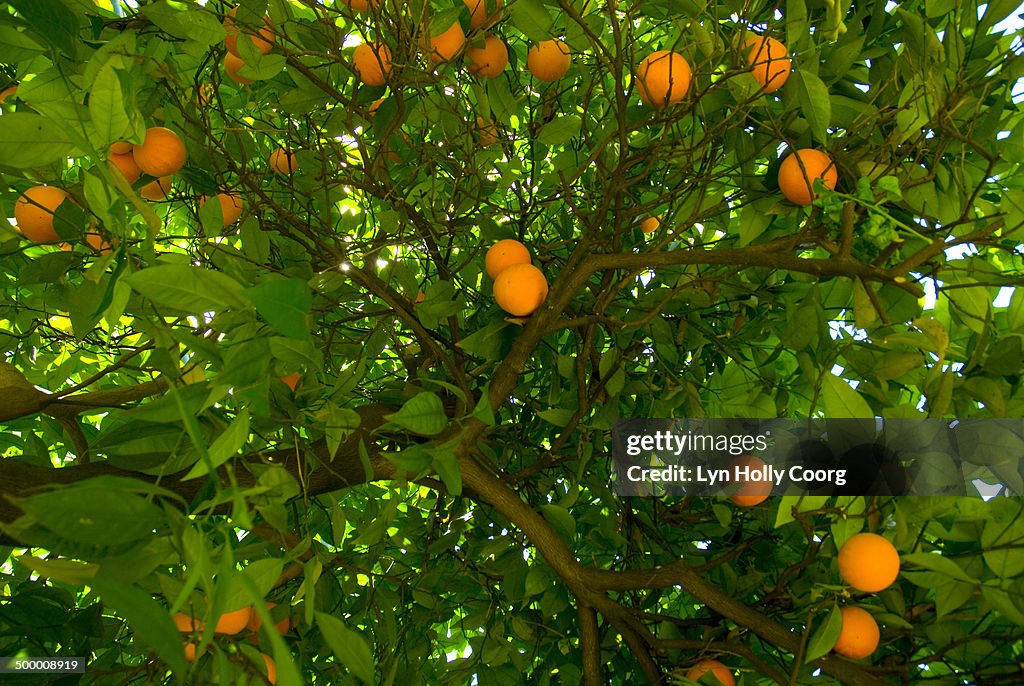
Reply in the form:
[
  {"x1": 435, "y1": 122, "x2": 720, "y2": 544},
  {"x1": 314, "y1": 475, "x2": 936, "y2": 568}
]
[{"x1": 0, "y1": 0, "x2": 1022, "y2": 684}]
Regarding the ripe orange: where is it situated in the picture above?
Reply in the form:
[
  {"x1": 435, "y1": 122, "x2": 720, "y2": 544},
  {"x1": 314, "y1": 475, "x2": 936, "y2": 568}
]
[
  {"x1": 636, "y1": 50, "x2": 691, "y2": 107},
  {"x1": 201, "y1": 192, "x2": 244, "y2": 226},
  {"x1": 728, "y1": 454, "x2": 772, "y2": 507},
  {"x1": 341, "y1": 0, "x2": 375, "y2": 10},
  {"x1": 224, "y1": 53, "x2": 254, "y2": 85},
  {"x1": 109, "y1": 141, "x2": 133, "y2": 155},
  {"x1": 639, "y1": 216, "x2": 660, "y2": 234},
  {"x1": 423, "y1": 22, "x2": 466, "y2": 64},
  {"x1": 778, "y1": 149, "x2": 838, "y2": 206},
  {"x1": 184, "y1": 643, "x2": 197, "y2": 662},
  {"x1": 353, "y1": 42, "x2": 392, "y2": 86},
  {"x1": 833, "y1": 606, "x2": 880, "y2": 660},
  {"x1": 108, "y1": 152, "x2": 142, "y2": 183},
  {"x1": 464, "y1": 0, "x2": 503, "y2": 30},
  {"x1": 132, "y1": 127, "x2": 187, "y2": 178},
  {"x1": 685, "y1": 659, "x2": 735, "y2": 686},
  {"x1": 744, "y1": 36, "x2": 791, "y2": 93},
  {"x1": 527, "y1": 40, "x2": 571, "y2": 81},
  {"x1": 466, "y1": 35, "x2": 508, "y2": 78},
  {"x1": 269, "y1": 148, "x2": 299, "y2": 175},
  {"x1": 485, "y1": 239, "x2": 531, "y2": 278},
  {"x1": 224, "y1": 8, "x2": 275, "y2": 57},
  {"x1": 837, "y1": 533, "x2": 900, "y2": 593},
  {"x1": 493, "y1": 264, "x2": 548, "y2": 317},
  {"x1": 140, "y1": 176, "x2": 173, "y2": 200},
  {"x1": 85, "y1": 230, "x2": 113, "y2": 254},
  {"x1": 476, "y1": 116, "x2": 498, "y2": 147},
  {"x1": 173, "y1": 607, "x2": 251, "y2": 635},
  {"x1": 260, "y1": 653, "x2": 277, "y2": 685},
  {"x1": 246, "y1": 601, "x2": 291, "y2": 635},
  {"x1": 15, "y1": 186, "x2": 70, "y2": 243},
  {"x1": 280, "y1": 373, "x2": 301, "y2": 391}
]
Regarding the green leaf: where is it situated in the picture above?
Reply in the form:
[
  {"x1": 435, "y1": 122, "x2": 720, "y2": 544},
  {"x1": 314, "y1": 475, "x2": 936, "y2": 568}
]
[
  {"x1": 90, "y1": 61, "x2": 131, "y2": 146},
  {"x1": 981, "y1": 514, "x2": 1024, "y2": 578},
  {"x1": 7, "y1": 0, "x2": 80, "y2": 57},
  {"x1": 795, "y1": 69, "x2": 831, "y2": 142},
  {"x1": 539, "y1": 504, "x2": 576, "y2": 540},
  {"x1": 12, "y1": 479, "x2": 169, "y2": 546},
  {"x1": 182, "y1": 409, "x2": 250, "y2": 480},
  {"x1": 821, "y1": 374, "x2": 873, "y2": 418},
  {"x1": 509, "y1": 0, "x2": 554, "y2": 42},
  {"x1": 537, "y1": 115, "x2": 581, "y2": 146},
  {"x1": 90, "y1": 577, "x2": 187, "y2": 676},
  {"x1": 142, "y1": 1, "x2": 227, "y2": 46},
  {"x1": 315, "y1": 403, "x2": 362, "y2": 460},
  {"x1": 902, "y1": 552, "x2": 980, "y2": 584},
  {"x1": 17, "y1": 555, "x2": 98, "y2": 585},
  {"x1": 805, "y1": 604, "x2": 843, "y2": 662},
  {"x1": 0, "y1": 26, "x2": 46, "y2": 62},
  {"x1": 315, "y1": 612, "x2": 376, "y2": 684},
  {"x1": 0, "y1": 112, "x2": 76, "y2": 168},
  {"x1": 385, "y1": 392, "x2": 448, "y2": 436},
  {"x1": 125, "y1": 265, "x2": 250, "y2": 313},
  {"x1": 431, "y1": 445, "x2": 462, "y2": 496},
  {"x1": 247, "y1": 278, "x2": 312, "y2": 339}
]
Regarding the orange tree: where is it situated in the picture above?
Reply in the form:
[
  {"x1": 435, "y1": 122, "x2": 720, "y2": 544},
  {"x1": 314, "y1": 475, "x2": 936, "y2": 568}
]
[{"x1": 0, "y1": 0, "x2": 1023, "y2": 684}]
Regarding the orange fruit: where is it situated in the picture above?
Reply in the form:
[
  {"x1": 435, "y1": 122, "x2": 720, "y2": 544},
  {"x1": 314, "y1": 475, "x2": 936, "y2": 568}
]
[
  {"x1": 837, "y1": 533, "x2": 900, "y2": 593},
  {"x1": 109, "y1": 141, "x2": 133, "y2": 155},
  {"x1": 107, "y1": 152, "x2": 142, "y2": 184},
  {"x1": 85, "y1": 230, "x2": 113, "y2": 254},
  {"x1": 269, "y1": 148, "x2": 299, "y2": 175},
  {"x1": 173, "y1": 612, "x2": 204, "y2": 633},
  {"x1": 246, "y1": 601, "x2": 291, "y2": 635},
  {"x1": 353, "y1": 42, "x2": 392, "y2": 86},
  {"x1": 639, "y1": 216, "x2": 660, "y2": 234},
  {"x1": 280, "y1": 373, "x2": 301, "y2": 391},
  {"x1": 475, "y1": 116, "x2": 498, "y2": 147},
  {"x1": 466, "y1": 34, "x2": 508, "y2": 78},
  {"x1": 140, "y1": 176, "x2": 173, "y2": 200},
  {"x1": 778, "y1": 149, "x2": 838, "y2": 206},
  {"x1": 423, "y1": 22, "x2": 466, "y2": 64},
  {"x1": 685, "y1": 659, "x2": 735, "y2": 686},
  {"x1": 636, "y1": 50, "x2": 691, "y2": 107},
  {"x1": 0, "y1": 85, "x2": 17, "y2": 105},
  {"x1": 215, "y1": 607, "x2": 252, "y2": 635},
  {"x1": 260, "y1": 653, "x2": 277, "y2": 685},
  {"x1": 132, "y1": 126, "x2": 187, "y2": 177},
  {"x1": 201, "y1": 192, "x2": 244, "y2": 226},
  {"x1": 224, "y1": 8, "x2": 275, "y2": 57},
  {"x1": 527, "y1": 40, "x2": 571, "y2": 81},
  {"x1": 184, "y1": 643, "x2": 197, "y2": 662},
  {"x1": 464, "y1": 0, "x2": 503, "y2": 30},
  {"x1": 15, "y1": 186, "x2": 70, "y2": 243},
  {"x1": 727, "y1": 454, "x2": 772, "y2": 507},
  {"x1": 744, "y1": 36, "x2": 791, "y2": 93},
  {"x1": 485, "y1": 239, "x2": 531, "y2": 278},
  {"x1": 833, "y1": 606, "x2": 880, "y2": 660},
  {"x1": 224, "y1": 53, "x2": 254, "y2": 85},
  {"x1": 341, "y1": 0, "x2": 374, "y2": 10},
  {"x1": 493, "y1": 264, "x2": 548, "y2": 317}
]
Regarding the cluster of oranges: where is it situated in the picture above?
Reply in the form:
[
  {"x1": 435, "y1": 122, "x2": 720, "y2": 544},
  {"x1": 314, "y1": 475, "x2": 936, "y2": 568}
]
[
  {"x1": 222, "y1": 7, "x2": 276, "y2": 85},
  {"x1": 831, "y1": 532, "x2": 901, "y2": 660},
  {"x1": 635, "y1": 35, "x2": 838, "y2": 207},
  {"x1": 485, "y1": 239, "x2": 549, "y2": 317},
  {"x1": 173, "y1": 602, "x2": 289, "y2": 683},
  {"x1": 12, "y1": 124, "x2": 249, "y2": 247},
  {"x1": 350, "y1": 0, "x2": 572, "y2": 88}
]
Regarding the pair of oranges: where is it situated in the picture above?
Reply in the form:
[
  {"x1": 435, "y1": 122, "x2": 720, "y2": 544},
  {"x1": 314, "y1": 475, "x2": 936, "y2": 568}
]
[
  {"x1": 222, "y1": 8, "x2": 276, "y2": 85},
  {"x1": 484, "y1": 239, "x2": 549, "y2": 317},
  {"x1": 830, "y1": 533, "x2": 901, "y2": 660}
]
